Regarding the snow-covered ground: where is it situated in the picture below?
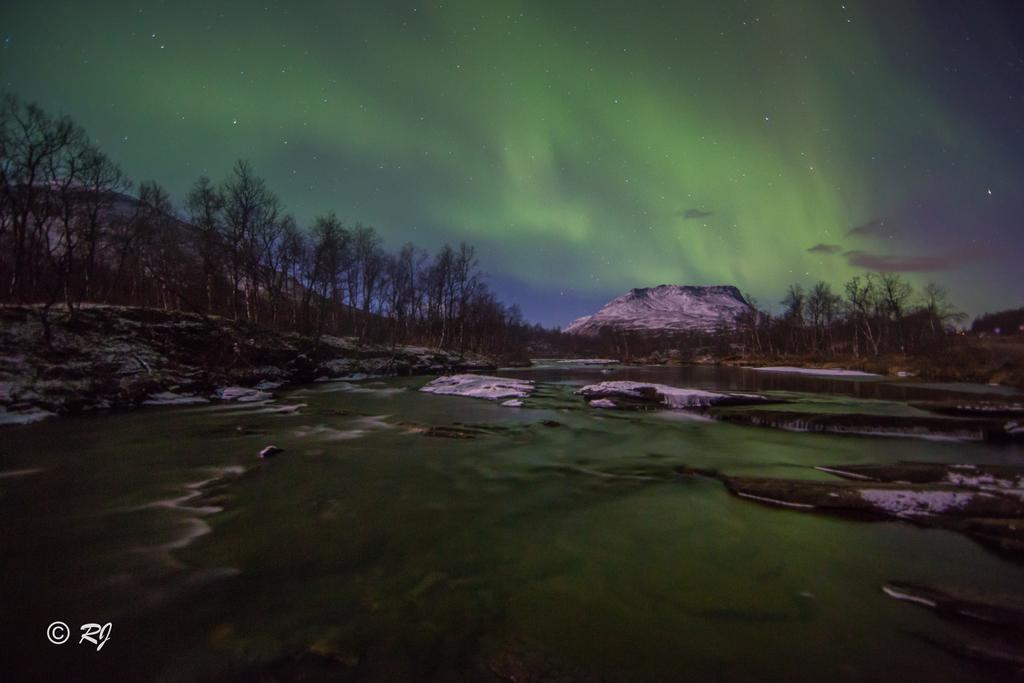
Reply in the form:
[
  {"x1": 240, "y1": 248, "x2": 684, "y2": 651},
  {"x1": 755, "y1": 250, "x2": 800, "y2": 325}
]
[
  {"x1": 420, "y1": 374, "x2": 534, "y2": 403},
  {"x1": 564, "y1": 285, "x2": 752, "y2": 336},
  {"x1": 747, "y1": 366, "x2": 880, "y2": 378},
  {"x1": 945, "y1": 466, "x2": 1024, "y2": 499},
  {"x1": 578, "y1": 380, "x2": 765, "y2": 409}
]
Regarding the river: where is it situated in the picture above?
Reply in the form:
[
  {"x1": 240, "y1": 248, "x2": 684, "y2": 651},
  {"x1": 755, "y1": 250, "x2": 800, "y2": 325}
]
[{"x1": 2, "y1": 363, "x2": 1022, "y2": 680}]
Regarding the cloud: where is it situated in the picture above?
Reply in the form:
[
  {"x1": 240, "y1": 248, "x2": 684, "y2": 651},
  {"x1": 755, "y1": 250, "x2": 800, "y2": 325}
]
[
  {"x1": 844, "y1": 248, "x2": 985, "y2": 272},
  {"x1": 806, "y1": 243, "x2": 842, "y2": 254},
  {"x1": 680, "y1": 208, "x2": 713, "y2": 220},
  {"x1": 847, "y1": 218, "x2": 890, "y2": 237}
]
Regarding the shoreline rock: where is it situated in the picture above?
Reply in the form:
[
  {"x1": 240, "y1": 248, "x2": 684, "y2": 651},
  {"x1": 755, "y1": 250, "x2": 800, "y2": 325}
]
[
  {"x1": 709, "y1": 408, "x2": 1021, "y2": 442},
  {"x1": 0, "y1": 304, "x2": 497, "y2": 426},
  {"x1": 679, "y1": 462, "x2": 1024, "y2": 556},
  {"x1": 910, "y1": 401, "x2": 1024, "y2": 418},
  {"x1": 883, "y1": 581, "x2": 1024, "y2": 670},
  {"x1": 420, "y1": 374, "x2": 534, "y2": 403},
  {"x1": 577, "y1": 380, "x2": 770, "y2": 410}
]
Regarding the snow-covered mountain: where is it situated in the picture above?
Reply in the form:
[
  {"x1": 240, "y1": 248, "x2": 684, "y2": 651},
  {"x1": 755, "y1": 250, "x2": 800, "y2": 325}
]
[{"x1": 563, "y1": 285, "x2": 753, "y2": 336}]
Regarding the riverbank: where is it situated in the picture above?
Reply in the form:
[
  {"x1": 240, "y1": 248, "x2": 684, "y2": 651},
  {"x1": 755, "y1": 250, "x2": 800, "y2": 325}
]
[
  {"x1": 613, "y1": 339, "x2": 1024, "y2": 388},
  {"x1": 0, "y1": 304, "x2": 496, "y2": 425}
]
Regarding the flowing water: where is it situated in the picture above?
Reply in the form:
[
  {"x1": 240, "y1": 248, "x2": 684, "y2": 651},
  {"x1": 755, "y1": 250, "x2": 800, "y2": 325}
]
[{"x1": 2, "y1": 364, "x2": 1023, "y2": 681}]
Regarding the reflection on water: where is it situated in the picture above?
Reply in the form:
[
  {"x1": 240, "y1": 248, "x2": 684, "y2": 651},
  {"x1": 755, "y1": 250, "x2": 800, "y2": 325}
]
[{"x1": 1, "y1": 366, "x2": 1022, "y2": 681}]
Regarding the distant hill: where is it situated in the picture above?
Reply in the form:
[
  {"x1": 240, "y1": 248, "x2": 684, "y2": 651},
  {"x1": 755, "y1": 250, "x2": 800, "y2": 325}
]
[{"x1": 563, "y1": 285, "x2": 753, "y2": 336}]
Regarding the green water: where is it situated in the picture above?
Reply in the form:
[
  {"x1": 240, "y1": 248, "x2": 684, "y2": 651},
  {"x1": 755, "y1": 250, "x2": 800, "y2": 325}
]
[{"x1": 2, "y1": 365, "x2": 1023, "y2": 681}]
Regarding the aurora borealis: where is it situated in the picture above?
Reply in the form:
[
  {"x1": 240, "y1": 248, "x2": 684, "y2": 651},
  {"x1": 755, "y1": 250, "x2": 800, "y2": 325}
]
[{"x1": 2, "y1": 1, "x2": 1021, "y2": 325}]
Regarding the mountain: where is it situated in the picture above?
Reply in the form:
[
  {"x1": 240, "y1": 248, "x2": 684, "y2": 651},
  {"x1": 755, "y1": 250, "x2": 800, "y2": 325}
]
[{"x1": 563, "y1": 285, "x2": 753, "y2": 336}]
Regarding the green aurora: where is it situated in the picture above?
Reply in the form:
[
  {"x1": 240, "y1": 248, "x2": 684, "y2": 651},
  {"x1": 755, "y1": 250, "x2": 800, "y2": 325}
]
[{"x1": 2, "y1": 0, "x2": 1020, "y2": 324}]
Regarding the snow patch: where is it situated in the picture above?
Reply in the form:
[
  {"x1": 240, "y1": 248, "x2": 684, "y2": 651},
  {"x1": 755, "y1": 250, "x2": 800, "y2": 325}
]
[
  {"x1": 501, "y1": 399, "x2": 524, "y2": 407},
  {"x1": 860, "y1": 489, "x2": 973, "y2": 517},
  {"x1": 589, "y1": 398, "x2": 617, "y2": 409},
  {"x1": 946, "y1": 471, "x2": 1024, "y2": 499},
  {"x1": 420, "y1": 374, "x2": 533, "y2": 402}
]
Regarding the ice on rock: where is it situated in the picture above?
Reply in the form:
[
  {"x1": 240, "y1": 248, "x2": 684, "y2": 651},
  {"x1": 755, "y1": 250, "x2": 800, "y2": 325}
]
[
  {"x1": 214, "y1": 386, "x2": 273, "y2": 402},
  {"x1": 421, "y1": 374, "x2": 533, "y2": 404},
  {"x1": 578, "y1": 380, "x2": 765, "y2": 409}
]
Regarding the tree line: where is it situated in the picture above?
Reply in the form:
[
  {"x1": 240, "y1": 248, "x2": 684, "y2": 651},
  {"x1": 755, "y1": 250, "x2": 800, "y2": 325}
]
[
  {"x1": 740, "y1": 274, "x2": 967, "y2": 357},
  {"x1": 0, "y1": 93, "x2": 529, "y2": 358},
  {"x1": 971, "y1": 308, "x2": 1024, "y2": 336}
]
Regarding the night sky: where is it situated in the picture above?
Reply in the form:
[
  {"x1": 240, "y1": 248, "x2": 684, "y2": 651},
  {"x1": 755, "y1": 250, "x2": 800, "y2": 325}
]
[{"x1": 2, "y1": 1, "x2": 1022, "y2": 326}]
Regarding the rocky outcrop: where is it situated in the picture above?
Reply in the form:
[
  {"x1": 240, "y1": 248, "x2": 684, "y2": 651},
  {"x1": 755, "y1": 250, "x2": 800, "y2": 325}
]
[
  {"x1": 910, "y1": 401, "x2": 1024, "y2": 418},
  {"x1": 0, "y1": 304, "x2": 495, "y2": 424},
  {"x1": 882, "y1": 581, "x2": 1024, "y2": 671},
  {"x1": 679, "y1": 462, "x2": 1024, "y2": 556}
]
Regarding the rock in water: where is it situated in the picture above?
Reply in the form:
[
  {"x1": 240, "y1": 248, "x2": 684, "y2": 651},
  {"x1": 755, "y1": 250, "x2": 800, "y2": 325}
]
[
  {"x1": 420, "y1": 374, "x2": 533, "y2": 402},
  {"x1": 258, "y1": 445, "x2": 283, "y2": 459},
  {"x1": 578, "y1": 380, "x2": 768, "y2": 409},
  {"x1": 563, "y1": 284, "x2": 753, "y2": 336},
  {"x1": 711, "y1": 409, "x2": 1019, "y2": 441}
]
